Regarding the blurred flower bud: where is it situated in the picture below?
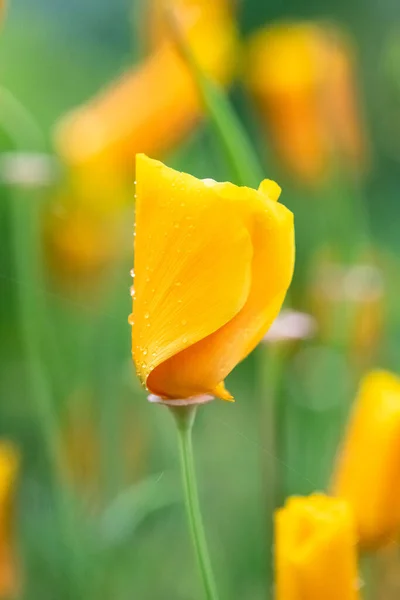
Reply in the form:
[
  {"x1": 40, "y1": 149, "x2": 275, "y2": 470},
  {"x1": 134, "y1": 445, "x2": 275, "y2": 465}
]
[
  {"x1": 275, "y1": 494, "x2": 360, "y2": 600},
  {"x1": 45, "y1": 198, "x2": 121, "y2": 287},
  {"x1": 332, "y1": 371, "x2": 400, "y2": 549},
  {"x1": 246, "y1": 22, "x2": 366, "y2": 186},
  {"x1": 54, "y1": 0, "x2": 238, "y2": 199}
]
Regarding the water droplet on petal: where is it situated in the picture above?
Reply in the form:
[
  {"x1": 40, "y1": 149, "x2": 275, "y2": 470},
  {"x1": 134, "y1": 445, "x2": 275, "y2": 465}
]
[
  {"x1": 182, "y1": 336, "x2": 188, "y2": 343},
  {"x1": 143, "y1": 349, "x2": 148, "y2": 356},
  {"x1": 128, "y1": 314, "x2": 135, "y2": 325},
  {"x1": 130, "y1": 286, "x2": 135, "y2": 297},
  {"x1": 144, "y1": 312, "x2": 150, "y2": 319},
  {"x1": 130, "y1": 268, "x2": 135, "y2": 278}
]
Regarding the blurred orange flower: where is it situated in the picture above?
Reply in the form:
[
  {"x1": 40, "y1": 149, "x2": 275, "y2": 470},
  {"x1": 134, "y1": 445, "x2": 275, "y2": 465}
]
[
  {"x1": 54, "y1": 0, "x2": 237, "y2": 201},
  {"x1": 44, "y1": 191, "x2": 130, "y2": 287},
  {"x1": 275, "y1": 494, "x2": 360, "y2": 600},
  {"x1": 0, "y1": 443, "x2": 19, "y2": 599},
  {"x1": 131, "y1": 154, "x2": 294, "y2": 401},
  {"x1": 247, "y1": 22, "x2": 366, "y2": 186},
  {"x1": 332, "y1": 370, "x2": 400, "y2": 549}
]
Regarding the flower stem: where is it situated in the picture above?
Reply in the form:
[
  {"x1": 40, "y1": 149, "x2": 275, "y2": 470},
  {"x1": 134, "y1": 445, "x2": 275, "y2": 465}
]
[{"x1": 170, "y1": 405, "x2": 220, "y2": 600}]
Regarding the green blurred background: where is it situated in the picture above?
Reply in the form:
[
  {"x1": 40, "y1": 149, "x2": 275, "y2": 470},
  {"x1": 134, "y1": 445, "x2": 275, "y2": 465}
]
[{"x1": 1, "y1": 0, "x2": 400, "y2": 599}]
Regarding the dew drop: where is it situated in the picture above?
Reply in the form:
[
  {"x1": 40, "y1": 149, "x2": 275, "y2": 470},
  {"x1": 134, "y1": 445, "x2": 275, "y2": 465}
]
[
  {"x1": 130, "y1": 268, "x2": 135, "y2": 278},
  {"x1": 143, "y1": 349, "x2": 148, "y2": 356},
  {"x1": 182, "y1": 336, "x2": 188, "y2": 343},
  {"x1": 128, "y1": 314, "x2": 135, "y2": 325},
  {"x1": 144, "y1": 312, "x2": 150, "y2": 319},
  {"x1": 130, "y1": 286, "x2": 135, "y2": 297}
]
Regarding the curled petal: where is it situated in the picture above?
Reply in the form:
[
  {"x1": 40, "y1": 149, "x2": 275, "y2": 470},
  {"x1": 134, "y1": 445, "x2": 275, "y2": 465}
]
[{"x1": 132, "y1": 155, "x2": 294, "y2": 400}]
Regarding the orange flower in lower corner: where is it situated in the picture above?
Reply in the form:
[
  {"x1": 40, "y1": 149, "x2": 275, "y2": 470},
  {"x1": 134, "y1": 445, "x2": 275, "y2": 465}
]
[
  {"x1": 131, "y1": 154, "x2": 295, "y2": 401},
  {"x1": 332, "y1": 371, "x2": 400, "y2": 549},
  {"x1": 0, "y1": 443, "x2": 19, "y2": 598},
  {"x1": 275, "y1": 494, "x2": 360, "y2": 600}
]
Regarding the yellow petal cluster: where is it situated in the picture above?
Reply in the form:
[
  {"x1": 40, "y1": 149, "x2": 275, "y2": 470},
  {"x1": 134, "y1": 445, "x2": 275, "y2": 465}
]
[
  {"x1": 275, "y1": 494, "x2": 360, "y2": 600},
  {"x1": 332, "y1": 370, "x2": 400, "y2": 549},
  {"x1": 246, "y1": 22, "x2": 365, "y2": 185},
  {"x1": 131, "y1": 154, "x2": 294, "y2": 401}
]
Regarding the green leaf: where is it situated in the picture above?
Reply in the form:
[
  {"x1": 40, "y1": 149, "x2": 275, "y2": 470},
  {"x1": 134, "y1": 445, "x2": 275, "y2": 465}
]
[{"x1": 99, "y1": 472, "x2": 179, "y2": 550}]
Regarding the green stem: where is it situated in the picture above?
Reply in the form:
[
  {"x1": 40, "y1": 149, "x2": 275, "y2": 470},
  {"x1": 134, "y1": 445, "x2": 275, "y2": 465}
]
[
  {"x1": 0, "y1": 90, "x2": 84, "y2": 595},
  {"x1": 8, "y1": 188, "x2": 83, "y2": 589},
  {"x1": 166, "y1": 9, "x2": 264, "y2": 188},
  {"x1": 170, "y1": 406, "x2": 220, "y2": 600},
  {"x1": 256, "y1": 344, "x2": 286, "y2": 597}
]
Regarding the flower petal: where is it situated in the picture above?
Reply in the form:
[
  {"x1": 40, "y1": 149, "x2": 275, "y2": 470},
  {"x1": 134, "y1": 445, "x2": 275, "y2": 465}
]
[
  {"x1": 148, "y1": 178, "x2": 294, "y2": 400},
  {"x1": 133, "y1": 157, "x2": 294, "y2": 399},
  {"x1": 132, "y1": 155, "x2": 253, "y2": 394}
]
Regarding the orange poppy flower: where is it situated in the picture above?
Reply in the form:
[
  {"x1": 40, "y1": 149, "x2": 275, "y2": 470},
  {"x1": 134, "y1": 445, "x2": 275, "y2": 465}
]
[{"x1": 131, "y1": 154, "x2": 294, "y2": 400}]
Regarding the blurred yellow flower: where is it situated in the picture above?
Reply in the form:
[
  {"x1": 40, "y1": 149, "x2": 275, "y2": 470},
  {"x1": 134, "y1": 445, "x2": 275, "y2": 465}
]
[
  {"x1": 54, "y1": 0, "x2": 237, "y2": 202},
  {"x1": 332, "y1": 370, "x2": 400, "y2": 549},
  {"x1": 275, "y1": 494, "x2": 359, "y2": 600},
  {"x1": 246, "y1": 22, "x2": 365, "y2": 186},
  {"x1": 45, "y1": 201, "x2": 120, "y2": 284},
  {"x1": 0, "y1": 443, "x2": 19, "y2": 598},
  {"x1": 131, "y1": 154, "x2": 294, "y2": 401}
]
